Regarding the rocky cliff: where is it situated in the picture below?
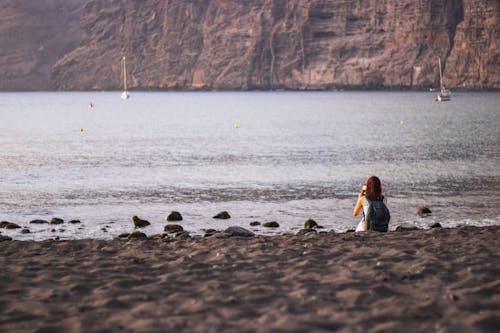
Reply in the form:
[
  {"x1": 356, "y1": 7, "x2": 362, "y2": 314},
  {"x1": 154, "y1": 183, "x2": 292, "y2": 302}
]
[
  {"x1": 446, "y1": 0, "x2": 499, "y2": 89},
  {"x1": 0, "y1": 0, "x2": 86, "y2": 90},
  {"x1": 1, "y1": 0, "x2": 498, "y2": 90}
]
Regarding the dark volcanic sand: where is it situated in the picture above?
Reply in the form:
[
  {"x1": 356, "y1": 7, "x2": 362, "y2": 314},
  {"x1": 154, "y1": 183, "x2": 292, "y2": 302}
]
[{"x1": 0, "y1": 226, "x2": 499, "y2": 333}]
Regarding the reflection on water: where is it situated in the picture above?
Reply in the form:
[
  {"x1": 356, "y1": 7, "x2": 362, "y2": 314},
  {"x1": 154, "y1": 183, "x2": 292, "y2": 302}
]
[{"x1": 0, "y1": 91, "x2": 499, "y2": 240}]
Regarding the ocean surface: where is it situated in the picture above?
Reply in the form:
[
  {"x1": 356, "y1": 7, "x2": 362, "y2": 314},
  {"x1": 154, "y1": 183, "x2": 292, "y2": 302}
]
[{"x1": 0, "y1": 91, "x2": 499, "y2": 240}]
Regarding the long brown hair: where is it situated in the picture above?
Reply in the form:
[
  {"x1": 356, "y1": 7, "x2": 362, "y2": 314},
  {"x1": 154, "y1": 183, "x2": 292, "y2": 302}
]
[{"x1": 365, "y1": 176, "x2": 382, "y2": 201}]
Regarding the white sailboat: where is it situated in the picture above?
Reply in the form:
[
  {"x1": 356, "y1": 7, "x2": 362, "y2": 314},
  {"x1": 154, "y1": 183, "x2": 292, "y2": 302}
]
[
  {"x1": 436, "y1": 57, "x2": 451, "y2": 102},
  {"x1": 121, "y1": 56, "x2": 130, "y2": 99}
]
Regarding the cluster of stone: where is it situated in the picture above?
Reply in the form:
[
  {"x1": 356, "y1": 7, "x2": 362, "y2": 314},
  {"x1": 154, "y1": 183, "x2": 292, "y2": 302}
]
[{"x1": 1, "y1": 207, "x2": 444, "y2": 241}]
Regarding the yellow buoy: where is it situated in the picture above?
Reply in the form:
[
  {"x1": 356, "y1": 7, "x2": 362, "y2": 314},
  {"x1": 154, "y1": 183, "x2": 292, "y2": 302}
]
[
  {"x1": 400, "y1": 120, "x2": 404, "y2": 125},
  {"x1": 234, "y1": 124, "x2": 239, "y2": 129},
  {"x1": 80, "y1": 127, "x2": 84, "y2": 132}
]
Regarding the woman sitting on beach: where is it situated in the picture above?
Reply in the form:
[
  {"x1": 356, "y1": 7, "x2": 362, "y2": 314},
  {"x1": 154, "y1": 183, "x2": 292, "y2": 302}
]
[{"x1": 353, "y1": 176, "x2": 390, "y2": 232}]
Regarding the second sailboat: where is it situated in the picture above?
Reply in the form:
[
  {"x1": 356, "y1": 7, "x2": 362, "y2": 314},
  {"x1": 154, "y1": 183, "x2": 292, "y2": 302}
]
[{"x1": 121, "y1": 56, "x2": 130, "y2": 99}]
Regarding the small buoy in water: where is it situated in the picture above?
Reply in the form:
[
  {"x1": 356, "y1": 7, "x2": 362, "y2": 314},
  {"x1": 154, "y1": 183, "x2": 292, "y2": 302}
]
[
  {"x1": 88, "y1": 102, "x2": 94, "y2": 109},
  {"x1": 79, "y1": 127, "x2": 84, "y2": 133},
  {"x1": 400, "y1": 120, "x2": 404, "y2": 125},
  {"x1": 234, "y1": 124, "x2": 239, "y2": 129}
]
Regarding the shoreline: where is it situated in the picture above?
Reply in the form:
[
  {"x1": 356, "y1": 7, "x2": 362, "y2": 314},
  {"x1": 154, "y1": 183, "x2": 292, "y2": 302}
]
[
  {"x1": 1, "y1": 225, "x2": 498, "y2": 332},
  {"x1": 1, "y1": 215, "x2": 494, "y2": 241},
  {"x1": 2, "y1": 88, "x2": 500, "y2": 93}
]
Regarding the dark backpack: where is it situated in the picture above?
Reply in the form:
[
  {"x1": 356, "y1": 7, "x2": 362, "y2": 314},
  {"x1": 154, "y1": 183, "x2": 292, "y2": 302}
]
[{"x1": 366, "y1": 200, "x2": 390, "y2": 232}]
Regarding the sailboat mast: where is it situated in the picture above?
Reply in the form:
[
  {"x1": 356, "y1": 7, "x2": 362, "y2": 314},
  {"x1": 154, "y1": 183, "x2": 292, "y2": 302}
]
[
  {"x1": 122, "y1": 56, "x2": 127, "y2": 91},
  {"x1": 438, "y1": 57, "x2": 443, "y2": 89}
]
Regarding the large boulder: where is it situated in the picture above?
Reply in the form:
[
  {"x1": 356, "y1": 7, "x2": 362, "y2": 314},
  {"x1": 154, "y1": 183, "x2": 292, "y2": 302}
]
[
  {"x1": 0, "y1": 221, "x2": 21, "y2": 229},
  {"x1": 133, "y1": 215, "x2": 151, "y2": 228},
  {"x1": 165, "y1": 211, "x2": 183, "y2": 222},
  {"x1": 224, "y1": 226, "x2": 254, "y2": 237},
  {"x1": 213, "y1": 211, "x2": 231, "y2": 219}
]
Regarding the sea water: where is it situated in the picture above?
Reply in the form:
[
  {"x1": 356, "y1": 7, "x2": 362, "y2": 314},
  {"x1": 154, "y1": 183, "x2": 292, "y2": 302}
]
[{"x1": 0, "y1": 91, "x2": 499, "y2": 240}]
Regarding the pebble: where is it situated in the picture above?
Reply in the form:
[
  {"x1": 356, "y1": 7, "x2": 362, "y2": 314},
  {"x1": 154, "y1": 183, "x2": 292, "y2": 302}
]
[
  {"x1": 446, "y1": 291, "x2": 459, "y2": 301},
  {"x1": 416, "y1": 207, "x2": 432, "y2": 217}
]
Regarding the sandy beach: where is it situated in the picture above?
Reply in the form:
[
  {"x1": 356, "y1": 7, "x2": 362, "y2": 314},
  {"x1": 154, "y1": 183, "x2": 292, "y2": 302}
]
[{"x1": 0, "y1": 225, "x2": 499, "y2": 333}]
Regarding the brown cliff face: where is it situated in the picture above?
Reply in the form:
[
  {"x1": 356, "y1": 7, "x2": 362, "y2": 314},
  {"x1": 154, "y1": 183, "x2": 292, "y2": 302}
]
[
  {"x1": 446, "y1": 0, "x2": 500, "y2": 89},
  {"x1": 1, "y1": 0, "x2": 498, "y2": 91},
  {"x1": 0, "y1": 0, "x2": 85, "y2": 90}
]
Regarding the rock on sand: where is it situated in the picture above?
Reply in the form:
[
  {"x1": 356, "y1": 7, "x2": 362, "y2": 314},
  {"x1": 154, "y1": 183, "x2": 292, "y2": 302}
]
[
  {"x1": 224, "y1": 226, "x2": 254, "y2": 237},
  {"x1": 165, "y1": 211, "x2": 183, "y2": 222},
  {"x1": 213, "y1": 211, "x2": 231, "y2": 219},
  {"x1": 133, "y1": 216, "x2": 151, "y2": 228}
]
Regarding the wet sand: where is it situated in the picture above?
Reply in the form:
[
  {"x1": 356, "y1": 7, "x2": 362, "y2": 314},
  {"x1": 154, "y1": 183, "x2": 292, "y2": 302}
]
[{"x1": 0, "y1": 226, "x2": 499, "y2": 333}]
